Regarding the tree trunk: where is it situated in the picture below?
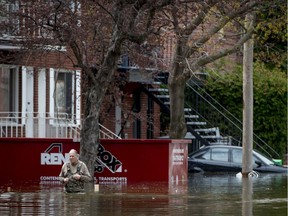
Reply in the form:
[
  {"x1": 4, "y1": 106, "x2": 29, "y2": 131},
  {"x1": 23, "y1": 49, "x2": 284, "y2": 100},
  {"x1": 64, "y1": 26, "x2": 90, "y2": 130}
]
[
  {"x1": 168, "y1": 38, "x2": 189, "y2": 139},
  {"x1": 242, "y1": 13, "x2": 254, "y2": 176},
  {"x1": 80, "y1": 43, "x2": 121, "y2": 176},
  {"x1": 80, "y1": 85, "x2": 102, "y2": 177},
  {"x1": 168, "y1": 77, "x2": 187, "y2": 138}
]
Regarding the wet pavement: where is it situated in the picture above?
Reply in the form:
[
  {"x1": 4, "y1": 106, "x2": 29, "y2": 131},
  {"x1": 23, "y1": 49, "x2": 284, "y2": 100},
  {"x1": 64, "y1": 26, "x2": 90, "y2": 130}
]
[{"x1": 0, "y1": 173, "x2": 287, "y2": 215}]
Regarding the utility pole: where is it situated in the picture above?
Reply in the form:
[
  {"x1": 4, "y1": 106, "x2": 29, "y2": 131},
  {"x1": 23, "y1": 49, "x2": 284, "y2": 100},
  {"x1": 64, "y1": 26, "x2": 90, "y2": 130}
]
[{"x1": 242, "y1": 13, "x2": 255, "y2": 177}]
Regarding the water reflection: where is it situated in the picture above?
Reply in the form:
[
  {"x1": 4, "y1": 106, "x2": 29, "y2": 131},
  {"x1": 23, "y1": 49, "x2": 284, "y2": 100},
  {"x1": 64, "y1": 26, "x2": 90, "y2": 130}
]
[{"x1": 0, "y1": 173, "x2": 286, "y2": 216}]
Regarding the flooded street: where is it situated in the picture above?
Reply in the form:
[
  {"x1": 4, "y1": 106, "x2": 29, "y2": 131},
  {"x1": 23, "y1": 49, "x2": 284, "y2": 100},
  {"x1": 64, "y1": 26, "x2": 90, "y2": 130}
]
[{"x1": 0, "y1": 173, "x2": 287, "y2": 215}]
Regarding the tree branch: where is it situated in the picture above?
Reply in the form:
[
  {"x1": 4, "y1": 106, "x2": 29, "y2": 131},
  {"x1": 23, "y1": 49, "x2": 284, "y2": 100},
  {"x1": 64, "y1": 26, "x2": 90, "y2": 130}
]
[
  {"x1": 187, "y1": 0, "x2": 259, "y2": 57},
  {"x1": 188, "y1": 13, "x2": 256, "y2": 72},
  {"x1": 180, "y1": 1, "x2": 216, "y2": 36}
]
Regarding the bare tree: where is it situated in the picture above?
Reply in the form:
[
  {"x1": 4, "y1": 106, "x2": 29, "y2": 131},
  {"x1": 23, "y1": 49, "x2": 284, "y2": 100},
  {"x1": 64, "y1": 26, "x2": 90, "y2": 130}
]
[
  {"x1": 161, "y1": 0, "x2": 262, "y2": 138},
  {"x1": 0, "y1": 0, "x2": 171, "y2": 175}
]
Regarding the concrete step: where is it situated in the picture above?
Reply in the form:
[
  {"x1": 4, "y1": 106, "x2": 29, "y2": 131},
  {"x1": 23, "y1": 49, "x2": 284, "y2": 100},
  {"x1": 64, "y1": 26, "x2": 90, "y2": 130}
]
[
  {"x1": 186, "y1": 122, "x2": 207, "y2": 126},
  {"x1": 154, "y1": 75, "x2": 167, "y2": 79},
  {"x1": 152, "y1": 81, "x2": 162, "y2": 85},
  {"x1": 185, "y1": 115, "x2": 199, "y2": 118},
  {"x1": 194, "y1": 127, "x2": 219, "y2": 133},
  {"x1": 148, "y1": 88, "x2": 169, "y2": 92},
  {"x1": 156, "y1": 95, "x2": 170, "y2": 99},
  {"x1": 201, "y1": 135, "x2": 222, "y2": 139}
]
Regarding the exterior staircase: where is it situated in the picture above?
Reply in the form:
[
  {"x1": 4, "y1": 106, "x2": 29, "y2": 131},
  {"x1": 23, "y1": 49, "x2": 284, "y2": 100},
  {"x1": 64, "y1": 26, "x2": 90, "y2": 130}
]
[
  {"x1": 143, "y1": 72, "x2": 280, "y2": 158},
  {"x1": 142, "y1": 73, "x2": 225, "y2": 151}
]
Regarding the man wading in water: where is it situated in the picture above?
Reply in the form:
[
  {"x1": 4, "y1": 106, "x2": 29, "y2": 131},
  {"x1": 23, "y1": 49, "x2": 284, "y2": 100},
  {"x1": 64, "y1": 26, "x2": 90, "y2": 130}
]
[{"x1": 59, "y1": 149, "x2": 92, "y2": 193}]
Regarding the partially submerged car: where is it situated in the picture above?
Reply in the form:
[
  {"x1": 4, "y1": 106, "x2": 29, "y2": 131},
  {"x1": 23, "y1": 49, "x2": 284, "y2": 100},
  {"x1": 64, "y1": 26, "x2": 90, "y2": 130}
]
[{"x1": 188, "y1": 145, "x2": 288, "y2": 173}]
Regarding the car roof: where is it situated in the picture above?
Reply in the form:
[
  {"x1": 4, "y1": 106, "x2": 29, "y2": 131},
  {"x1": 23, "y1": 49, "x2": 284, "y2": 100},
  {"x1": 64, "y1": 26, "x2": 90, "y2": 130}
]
[
  {"x1": 189, "y1": 145, "x2": 242, "y2": 156},
  {"x1": 201, "y1": 145, "x2": 242, "y2": 150}
]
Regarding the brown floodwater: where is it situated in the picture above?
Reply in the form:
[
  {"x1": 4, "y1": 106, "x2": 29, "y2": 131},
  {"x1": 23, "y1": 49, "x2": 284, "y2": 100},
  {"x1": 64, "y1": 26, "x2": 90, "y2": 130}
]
[{"x1": 0, "y1": 173, "x2": 287, "y2": 216}]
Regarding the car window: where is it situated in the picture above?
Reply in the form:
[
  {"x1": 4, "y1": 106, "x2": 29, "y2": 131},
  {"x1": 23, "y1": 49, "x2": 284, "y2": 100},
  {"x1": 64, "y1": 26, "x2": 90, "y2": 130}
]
[
  {"x1": 194, "y1": 149, "x2": 211, "y2": 160},
  {"x1": 231, "y1": 148, "x2": 266, "y2": 166},
  {"x1": 252, "y1": 155, "x2": 260, "y2": 166},
  {"x1": 231, "y1": 149, "x2": 242, "y2": 163},
  {"x1": 211, "y1": 148, "x2": 229, "y2": 162},
  {"x1": 253, "y1": 150, "x2": 275, "y2": 165}
]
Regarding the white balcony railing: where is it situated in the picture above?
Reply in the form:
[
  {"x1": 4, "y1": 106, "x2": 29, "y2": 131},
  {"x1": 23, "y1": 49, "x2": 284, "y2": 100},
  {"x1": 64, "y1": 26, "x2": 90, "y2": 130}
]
[{"x1": 0, "y1": 112, "x2": 121, "y2": 140}]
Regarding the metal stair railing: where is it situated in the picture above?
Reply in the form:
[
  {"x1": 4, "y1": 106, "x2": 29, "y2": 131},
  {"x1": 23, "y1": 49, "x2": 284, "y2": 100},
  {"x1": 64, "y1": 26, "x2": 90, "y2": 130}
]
[
  {"x1": 99, "y1": 124, "x2": 122, "y2": 139},
  {"x1": 183, "y1": 101, "x2": 235, "y2": 146},
  {"x1": 186, "y1": 79, "x2": 280, "y2": 158}
]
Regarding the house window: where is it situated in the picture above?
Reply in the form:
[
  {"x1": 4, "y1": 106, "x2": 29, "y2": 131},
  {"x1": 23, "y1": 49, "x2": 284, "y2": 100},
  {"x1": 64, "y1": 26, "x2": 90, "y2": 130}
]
[
  {"x1": 147, "y1": 96, "x2": 154, "y2": 138},
  {"x1": 69, "y1": 0, "x2": 81, "y2": 13},
  {"x1": 133, "y1": 90, "x2": 141, "y2": 113},
  {"x1": 0, "y1": 0, "x2": 19, "y2": 37},
  {"x1": 133, "y1": 118, "x2": 141, "y2": 139},
  {"x1": 50, "y1": 68, "x2": 81, "y2": 125},
  {"x1": 55, "y1": 72, "x2": 73, "y2": 116},
  {"x1": 0, "y1": 67, "x2": 17, "y2": 114},
  {"x1": 132, "y1": 90, "x2": 141, "y2": 138}
]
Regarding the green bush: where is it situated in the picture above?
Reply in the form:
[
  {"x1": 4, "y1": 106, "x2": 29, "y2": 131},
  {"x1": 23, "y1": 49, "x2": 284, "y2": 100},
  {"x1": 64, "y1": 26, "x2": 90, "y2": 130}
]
[{"x1": 204, "y1": 62, "x2": 287, "y2": 159}]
